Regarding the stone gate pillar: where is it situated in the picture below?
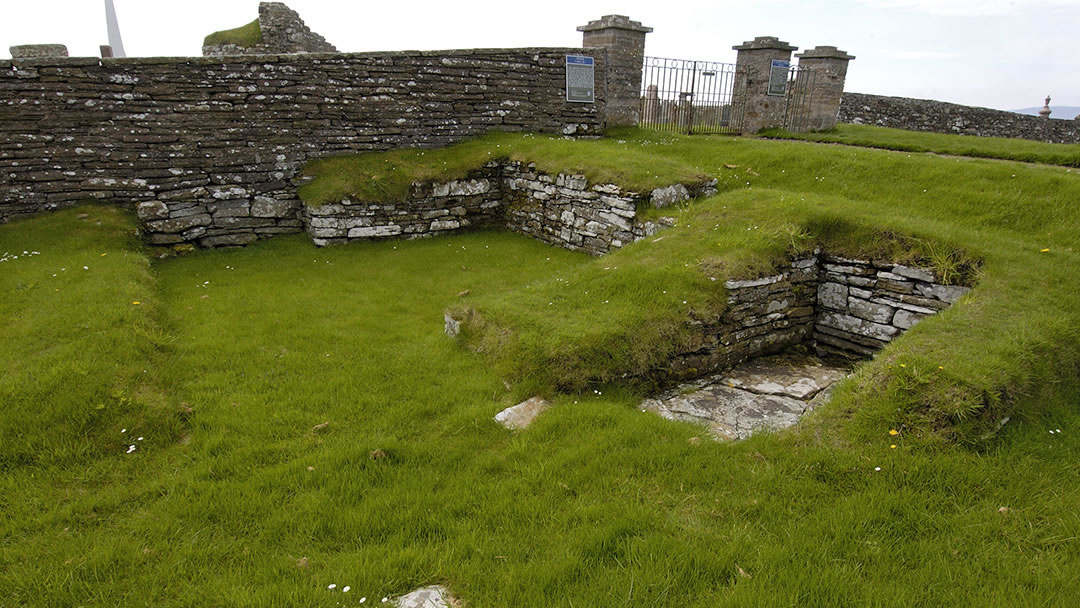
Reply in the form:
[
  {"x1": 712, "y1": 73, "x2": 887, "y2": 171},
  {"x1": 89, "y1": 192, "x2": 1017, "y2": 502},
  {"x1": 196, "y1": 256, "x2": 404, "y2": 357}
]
[
  {"x1": 578, "y1": 15, "x2": 652, "y2": 127},
  {"x1": 794, "y1": 46, "x2": 855, "y2": 131},
  {"x1": 732, "y1": 36, "x2": 798, "y2": 134}
]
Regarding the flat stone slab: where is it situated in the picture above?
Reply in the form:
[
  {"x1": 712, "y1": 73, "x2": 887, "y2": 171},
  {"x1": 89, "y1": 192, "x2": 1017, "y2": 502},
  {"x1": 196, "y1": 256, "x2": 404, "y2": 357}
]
[
  {"x1": 396, "y1": 585, "x2": 458, "y2": 608},
  {"x1": 495, "y1": 396, "x2": 551, "y2": 430},
  {"x1": 721, "y1": 356, "x2": 848, "y2": 400},
  {"x1": 643, "y1": 353, "x2": 850, "y2": 440}
]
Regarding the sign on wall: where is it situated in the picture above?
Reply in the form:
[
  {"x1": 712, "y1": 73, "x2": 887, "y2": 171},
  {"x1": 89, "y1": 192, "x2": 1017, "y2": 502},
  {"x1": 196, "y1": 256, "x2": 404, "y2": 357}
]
[
  {"x1": 768, "y1": 59, "x2": 790, "y2": 96},
  {"x1": 566, "y1": 55, "x2": 595, "y2": 103}
]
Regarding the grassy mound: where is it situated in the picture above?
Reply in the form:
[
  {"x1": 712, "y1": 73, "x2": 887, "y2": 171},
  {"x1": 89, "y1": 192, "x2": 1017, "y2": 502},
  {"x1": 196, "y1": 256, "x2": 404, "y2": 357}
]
[
  {"x1": 763, "y1": 123, "x2": 1080, "y2": 167},
  {"x1": 202, "y1": 19, "x2": 262, "y2": 48},
  {"x1": 3, "y1": 129, "x2": 1080, "y2": 605}
]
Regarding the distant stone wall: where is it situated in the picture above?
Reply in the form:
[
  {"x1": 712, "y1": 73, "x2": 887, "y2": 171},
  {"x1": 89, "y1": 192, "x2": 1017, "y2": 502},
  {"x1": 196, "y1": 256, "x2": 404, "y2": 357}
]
[
  {"x1": 669, "y1": 253, "x2": 971, "y2": 378},
  {"x1": 0, "y1": 49, "x2": 607, "y2": 242},
  {"x1": 202, "y1": 2, "x2": 337, "y2": 57},
  {"x1": 840, "y1": 92, "x2": 1080, "y2": 143},
  {"x1": 298, "y1": 160, "x2": 710, "y2": 256}
]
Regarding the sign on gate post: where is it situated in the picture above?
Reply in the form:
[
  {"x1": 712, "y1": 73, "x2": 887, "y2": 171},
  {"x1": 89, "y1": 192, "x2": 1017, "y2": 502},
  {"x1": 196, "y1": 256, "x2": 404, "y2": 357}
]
[
  {"x1": 565, "y1": 55, "x2": 595, "y2": 103},
  {"x1": 768, "y1": 59, "x2": 790, "y2": 96}
]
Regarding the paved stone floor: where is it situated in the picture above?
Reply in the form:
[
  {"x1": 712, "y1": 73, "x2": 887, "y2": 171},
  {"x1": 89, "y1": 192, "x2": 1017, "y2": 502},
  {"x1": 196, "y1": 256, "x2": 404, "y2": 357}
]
[{"x1": 642, "y1": 351, "x2": 852, "y2": 440}]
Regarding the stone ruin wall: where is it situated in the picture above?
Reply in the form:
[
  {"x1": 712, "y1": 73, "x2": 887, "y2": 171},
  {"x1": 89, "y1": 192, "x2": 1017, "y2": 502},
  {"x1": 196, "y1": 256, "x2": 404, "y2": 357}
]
[
  {"x1": 202, "y1": 2, "x2": 337, "y2": 57},
  {"x1": 0, "y1": 49, "x2": 607, "y2": 246},
  {"x1": 300, "y1": 160, "x2": 712, "y2": 256},
  {"x1": 840, "y1": 92, "x2": 1080, "y2": 144},
  {"x1": 670, "y1": 253, "x2": 970, "y2": 379}
]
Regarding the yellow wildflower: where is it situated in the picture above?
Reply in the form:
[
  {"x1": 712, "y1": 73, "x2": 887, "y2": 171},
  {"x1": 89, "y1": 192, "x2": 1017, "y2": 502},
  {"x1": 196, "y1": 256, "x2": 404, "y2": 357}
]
[{"x1": 889, "y1": 429, "x2": 899, "y2": 436}]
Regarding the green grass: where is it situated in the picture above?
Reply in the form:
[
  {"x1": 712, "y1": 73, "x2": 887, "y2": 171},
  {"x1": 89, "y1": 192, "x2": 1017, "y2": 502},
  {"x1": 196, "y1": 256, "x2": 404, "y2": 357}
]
[
  {"x1": 299, "y1": 131, "x2": 708, "y2": 206},
  {"x1": 203, "y1": 18, "x2": 262, "y2": 48},
  {"x1": 763, "y1": 123, "x2": 1080, "y2": 167},
  {"x1": 3, "y1": 128, "x2": 1080, "y2": 606}
]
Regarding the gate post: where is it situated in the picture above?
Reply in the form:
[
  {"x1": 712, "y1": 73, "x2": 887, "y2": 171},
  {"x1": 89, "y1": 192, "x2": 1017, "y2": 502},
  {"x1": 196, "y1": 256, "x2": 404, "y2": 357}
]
[
  {"x1": 578, "y1": 15, "x2": 653, "y2": 127},
  {"x1": 794, "y1": 46, "x2": 855, "y2": 131},
  {"x1": 732, "y1": 36, "x2": 798, "y2": 134}
]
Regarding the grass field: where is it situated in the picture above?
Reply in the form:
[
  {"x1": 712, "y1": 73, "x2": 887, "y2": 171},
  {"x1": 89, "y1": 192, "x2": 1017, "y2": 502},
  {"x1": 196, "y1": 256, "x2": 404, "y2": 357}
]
[
  {"x1": 763, "y1": 123, "x2": 1080, "y2": 167},
  {"x1": 2, "y1": 128, "x2": 1079, "y2": 606}
]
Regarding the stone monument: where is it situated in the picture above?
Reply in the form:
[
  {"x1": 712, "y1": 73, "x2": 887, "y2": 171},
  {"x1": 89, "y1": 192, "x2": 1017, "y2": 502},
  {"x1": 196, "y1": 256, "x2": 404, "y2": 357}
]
[
  {"x1": 793, "y1": 46, "x2": 855, "y2": 131},
  {"x1": 1039, "y1": 95, "x2": 1051, "y2": 118}
]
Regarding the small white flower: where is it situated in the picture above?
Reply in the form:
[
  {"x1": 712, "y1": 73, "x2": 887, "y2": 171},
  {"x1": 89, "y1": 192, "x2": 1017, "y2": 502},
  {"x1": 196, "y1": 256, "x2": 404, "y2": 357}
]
[
  {"x1": 121, "y1": 428, "x2": 127, "y2": 433},
  {"x1": 360, "y1": 598, "x2": 367, "y2": 603},
  {"x1": 328, "y1": 583, "x2": 337, "y2": 590},
  {"x1": 874, "y1": 466, "x2": 881, "y2": 471},
  {"x1": 137, "y1": 437, "x2": 143, "y2": 441},
  {"x1": 382, "y1": 598, "x2": 388, "y2": 603},
  {"x1": 343, "y1": 586, "x2": 350, "y2": 593},
  {"x1": 83, "y1": 266, "x2": 89, "y2": 270}
]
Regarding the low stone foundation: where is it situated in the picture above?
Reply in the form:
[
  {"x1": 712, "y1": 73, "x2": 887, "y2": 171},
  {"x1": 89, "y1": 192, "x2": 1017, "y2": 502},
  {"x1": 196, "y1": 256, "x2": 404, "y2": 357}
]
[
  {"x1": 297, "y1": 161, "x2": 713, "y2": 255},
  {"x1": 670, "y1": 252, "x2": 971, "y2": 377}
]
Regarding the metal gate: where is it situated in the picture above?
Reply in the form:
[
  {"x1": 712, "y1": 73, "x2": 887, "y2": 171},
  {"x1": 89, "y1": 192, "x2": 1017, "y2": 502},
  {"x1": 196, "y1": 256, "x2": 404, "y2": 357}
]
[
  {"x1": 639, "y1": 57, "x2": 817, "y2": 134},
  {"x1": 639, "y1": 57, "x2": 747, "y2": 134},
  {"x1": 782, "y1": 64, "x2": 816, "y2": 133}
]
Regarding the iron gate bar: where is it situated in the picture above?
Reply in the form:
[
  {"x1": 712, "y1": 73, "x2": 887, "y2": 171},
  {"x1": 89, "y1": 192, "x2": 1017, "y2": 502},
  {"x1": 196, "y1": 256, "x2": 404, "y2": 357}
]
[
  {"x1": 640, "y1": 57, "x2": 746, "y2": 135},
  {"x1": 783, "y1": 64, "x2": 815, "y2": 133}
]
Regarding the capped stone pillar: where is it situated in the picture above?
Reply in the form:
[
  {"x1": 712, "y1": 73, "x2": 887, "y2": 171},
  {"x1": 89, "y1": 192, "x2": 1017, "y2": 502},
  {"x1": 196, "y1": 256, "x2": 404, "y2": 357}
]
[
  {"x1": 732, "y1": 36, "x2": 798, "y2": 134},
  {"x1": 578, "y1": 15, "x2": 653, "y2": 127},
  {"x1": 794, "y1": 46, "x2": 855, "y2": 131}
]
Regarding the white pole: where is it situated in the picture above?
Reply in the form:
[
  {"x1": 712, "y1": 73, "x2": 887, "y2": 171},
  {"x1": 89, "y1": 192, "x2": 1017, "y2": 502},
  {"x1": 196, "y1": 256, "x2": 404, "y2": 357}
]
[{"x1": 105, "y1": 0, "x2": 127, "y2": 57}]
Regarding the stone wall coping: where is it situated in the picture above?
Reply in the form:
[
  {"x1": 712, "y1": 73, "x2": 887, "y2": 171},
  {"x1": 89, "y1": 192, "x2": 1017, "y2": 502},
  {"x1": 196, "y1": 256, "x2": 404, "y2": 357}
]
[
  {"x1": 796, "y1": 46, "x2": 855, "y2": 60},
  {"x1": 732, "y1": 36, "x2": 798, "y2": 52},
  {"x1": 577, "y1": 15, "x2": 653, "y2": 33},
  {"x1": 4, "y1": 47, "x2": 598, "y2": 70}
]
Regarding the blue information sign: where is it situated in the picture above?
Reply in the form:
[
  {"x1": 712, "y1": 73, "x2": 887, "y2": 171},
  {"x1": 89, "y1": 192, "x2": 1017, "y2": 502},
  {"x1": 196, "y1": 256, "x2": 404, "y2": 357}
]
[{"x1": 565, "y1": 55, "x2": 595, "y2": 103}]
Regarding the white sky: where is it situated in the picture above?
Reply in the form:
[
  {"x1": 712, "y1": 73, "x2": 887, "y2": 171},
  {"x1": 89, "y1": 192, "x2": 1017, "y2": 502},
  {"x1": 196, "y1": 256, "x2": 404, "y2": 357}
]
[{"x1": 2, "y1": 0, "x2": 1078, "y2": 112}]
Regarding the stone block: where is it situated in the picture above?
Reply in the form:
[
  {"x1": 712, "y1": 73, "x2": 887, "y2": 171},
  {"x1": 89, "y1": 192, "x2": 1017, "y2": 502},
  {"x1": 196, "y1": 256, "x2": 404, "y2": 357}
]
[
  {"x1": 817, "y1": 282, "x2": 847, "y2": 309},
  {"x1": 848, "y1": 296, "x2": 895, "y2": 324},
  {"x1": 891, "y1": 264, "x2": 936, "y2": 282},
  {"x1": 146, "y1": 213, "x2": 211, "y2": 234},
  {"x1": 136, "y1": 200, "x2": 169, "y2": 221},
  {"x1": 251, "y1": 196, "x2": 295, "y2": 218},
  {"x1": 817, "y1": 312, "x2": 899, "y2": 342},
  {"x1": 915, "y1": 283, "x2": 971, "y2": 304}
]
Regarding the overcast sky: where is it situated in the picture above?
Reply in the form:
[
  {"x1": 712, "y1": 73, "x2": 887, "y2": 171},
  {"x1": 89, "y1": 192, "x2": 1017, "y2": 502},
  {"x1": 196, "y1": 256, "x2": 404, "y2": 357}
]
[{"x1": 2, "y1": 0, "x2": 1077, "y2": 113}]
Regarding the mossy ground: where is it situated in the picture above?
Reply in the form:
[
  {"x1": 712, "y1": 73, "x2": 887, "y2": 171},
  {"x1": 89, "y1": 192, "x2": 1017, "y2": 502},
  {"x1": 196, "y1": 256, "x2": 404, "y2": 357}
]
[{"x1": 2, "y1": 128, "x2": 1079, "y2": 606}]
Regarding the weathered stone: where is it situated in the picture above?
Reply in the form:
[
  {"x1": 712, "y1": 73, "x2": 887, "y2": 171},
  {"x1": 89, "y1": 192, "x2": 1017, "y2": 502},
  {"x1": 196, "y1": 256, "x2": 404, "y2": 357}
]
[
  {"x1": 9, "y1": 44, "x2": 68, "y2": 58},
  {"x1": 348, "y1": 225, "x2": 402, "y2": 238},
  {"x1": 251, "y1": 196, "x2": 295, "y2": 218},
  {"x1": 395, "y1": 585, "x2": 458, "y2": 608},
  {"x1": 892, "y1": 309, "x2": 925, "y2": 330},
  {"x1": 847, "y1": 297, "x2": 895, "y2": 324},
  {"x1": 817, "y1": 282, "x2": 847, "y2": 309},
  {"x1": 200, "y1": 233, "x2": 258, "y2": 247},
  {"x1": 915, "y1": 283, "x2": 971, "y2": 304},
  {"x1": 650, "y1": 183, "x2": 690, "y2": 208},
  {"x1": 146, "y1": 213, "x2": 211, "y2": 234},
  {"x1": 494, "y1": 396, "x2": 551, "y2": 430},
  {"x1": 136, "y1": 200, "x2": 170, "y2": 221},
  {"x1": 818, "y1": 312, "x2": 899, "y2": 342},
  {"x1": 891, "y1": 264, "x2": 936, "y2": 282}
]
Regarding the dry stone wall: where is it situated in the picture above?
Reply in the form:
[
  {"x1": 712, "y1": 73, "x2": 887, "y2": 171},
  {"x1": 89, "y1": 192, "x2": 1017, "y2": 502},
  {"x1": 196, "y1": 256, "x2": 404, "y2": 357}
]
[
  {"x1": 840, "y1": 92, "x2": 1080, "y2": 144},
  {"x1": 669, "y1": 252, "x2": 971, "y2": 379},
  {"x1": 299, "y1": 160, "x2": 712, "y2": 256},
  {"x1": 0, "y1": 48, "x2": 607, "y2": 243}
]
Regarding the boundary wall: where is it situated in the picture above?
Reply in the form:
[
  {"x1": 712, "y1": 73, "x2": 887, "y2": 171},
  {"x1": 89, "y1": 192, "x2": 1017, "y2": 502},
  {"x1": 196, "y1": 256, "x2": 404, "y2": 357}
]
[
  {"x1": 840, "y1": 92, "x2": 1080, "y2": 143},
  {"x1": 0, "y1": 48, "x2": 607, "y2": 241}
]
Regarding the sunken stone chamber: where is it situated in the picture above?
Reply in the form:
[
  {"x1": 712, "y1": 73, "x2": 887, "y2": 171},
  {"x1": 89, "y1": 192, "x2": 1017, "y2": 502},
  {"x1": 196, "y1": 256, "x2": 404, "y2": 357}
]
[{"x1": 671, "y1": 253, "x2": 970, "y2": 374}]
